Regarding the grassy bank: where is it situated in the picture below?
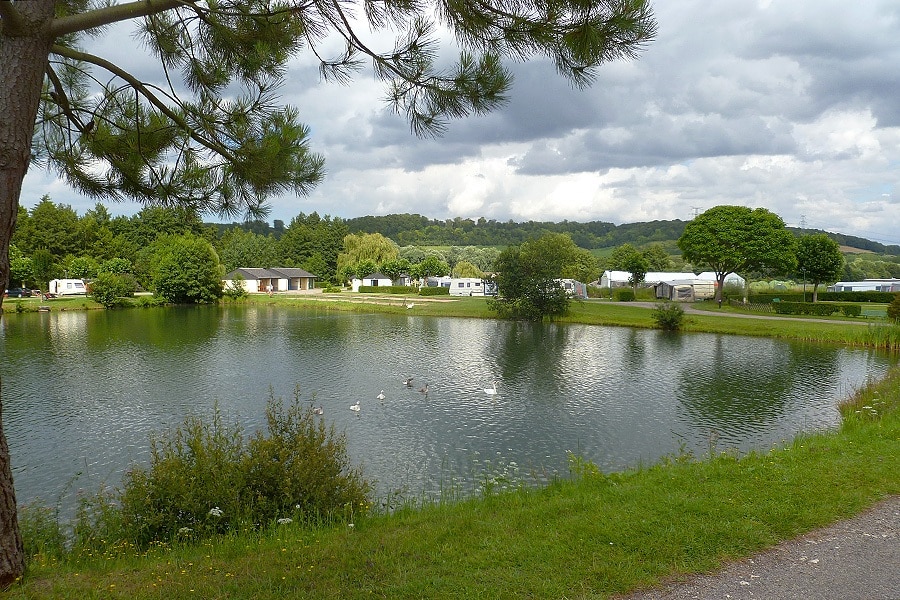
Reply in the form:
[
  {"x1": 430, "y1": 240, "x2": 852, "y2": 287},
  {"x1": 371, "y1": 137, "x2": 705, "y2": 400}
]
[
  {"x1": 7, "y1": 366, "x2": 899, "y2": 599},
  {"x1": 251, "y1": 294, "x2": 900, "y2": 349},
  {"x1": 6, "y1": 292, "x2": 898, "y2": 350}
]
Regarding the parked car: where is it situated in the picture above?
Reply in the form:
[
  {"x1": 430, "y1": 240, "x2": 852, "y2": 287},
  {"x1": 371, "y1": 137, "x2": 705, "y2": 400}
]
[{"x1": 3, "y1": 287, "x2": 32, "y2": 298}]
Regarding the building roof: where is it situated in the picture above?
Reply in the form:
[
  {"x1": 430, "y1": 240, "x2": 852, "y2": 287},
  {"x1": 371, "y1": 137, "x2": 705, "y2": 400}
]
[
  {"x1": 361, "y1": 272, "x2": 391, "y2": 280},
  {"x1": 225, "y1": 267, "x2": 316, "y2": 280}
]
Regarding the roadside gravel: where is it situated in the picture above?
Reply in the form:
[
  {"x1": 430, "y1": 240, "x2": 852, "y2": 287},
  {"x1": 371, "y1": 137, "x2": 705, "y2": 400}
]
[{"x1": 616, "y1": 496, "x2": 900, "y2": 600}]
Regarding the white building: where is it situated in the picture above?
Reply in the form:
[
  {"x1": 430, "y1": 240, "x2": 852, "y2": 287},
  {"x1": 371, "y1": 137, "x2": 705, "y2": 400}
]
[
  {"x1": 827, "y1": 279, "x2": 900, "y2": 293},
  {"x1": 599, "y1": 271, "x2": 745, "y2": 289},
  {"x1": 350, "y1": 272, "x2": 393, "y2": 292},
  {"x1": 223, "y1": 268, "x2": 317, "y2": 293}
]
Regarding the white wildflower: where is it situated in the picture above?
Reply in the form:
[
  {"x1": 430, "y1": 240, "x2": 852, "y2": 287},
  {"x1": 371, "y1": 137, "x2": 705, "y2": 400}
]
[
  {"x1": 178, "y1": 527, "x2": 193, "y2": 534},
  {"x1": 208, "y1": 506, "x2": 224, "y2": 517},
  {"x1": 277, "y1": 518, "x2": 293, "y2": 525}
]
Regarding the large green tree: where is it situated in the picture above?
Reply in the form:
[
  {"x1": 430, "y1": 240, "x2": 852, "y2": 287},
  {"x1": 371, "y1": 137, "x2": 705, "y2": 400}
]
[
  {"x1": 489, "y1": 233, "x2": 583, "y2": 320},
  {"x1": 610, "y1": 243, "x2": 650, "y2": 294},
  {"x1": 678, "y1": 206, "x2": 797, "y2": 302},
  {"x1": 0, "y1": 0, "x2": 656, "y2": 582},
  {"x1": 149, "y1": 234, "x2": 224, "y2": 304},
  {"x1": 796, "y1": 234, "x2": 844, "y2": 302},
  {"x1": 336, "y1": 233, "x2": 400, "y2": 276}
]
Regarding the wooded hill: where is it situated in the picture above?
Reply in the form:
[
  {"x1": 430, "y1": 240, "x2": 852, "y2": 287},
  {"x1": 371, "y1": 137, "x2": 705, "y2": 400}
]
[
  {"x1": 219, "y1": 213, "x2": 900, "y2": 255},
  {"x1": 348, "y1": 214, "x2": 900, "y2": 254}
]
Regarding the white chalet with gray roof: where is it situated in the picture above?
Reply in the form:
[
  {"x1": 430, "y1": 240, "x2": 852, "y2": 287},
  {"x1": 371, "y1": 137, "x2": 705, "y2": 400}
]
[{"x1": 223, "y1": 267, "x2": 317, "y2": 293}]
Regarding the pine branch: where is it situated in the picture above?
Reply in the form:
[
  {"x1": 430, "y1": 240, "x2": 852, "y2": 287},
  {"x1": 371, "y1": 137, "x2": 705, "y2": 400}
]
[
  {"x1": 50, "y1": 43, "x2": 238, "y2": 164},
  {"x1": 49, "y1": 0, "x2": 193, "y2": 38}
]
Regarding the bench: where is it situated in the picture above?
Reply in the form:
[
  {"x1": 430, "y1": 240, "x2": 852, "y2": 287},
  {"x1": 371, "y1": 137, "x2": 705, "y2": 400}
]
[{"x1": 860, "y1": 307, "x2": 887, "y2": 319}]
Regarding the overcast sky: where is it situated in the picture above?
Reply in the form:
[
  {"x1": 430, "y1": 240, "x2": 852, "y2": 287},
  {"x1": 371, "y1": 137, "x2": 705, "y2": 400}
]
[{"x1": 21, "y1": 0, "x2": 900, "y2": 245}]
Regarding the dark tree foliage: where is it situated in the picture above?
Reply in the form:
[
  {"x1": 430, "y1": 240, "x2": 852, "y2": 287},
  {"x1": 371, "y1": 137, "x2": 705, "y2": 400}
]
[
  {"x1": 345, "y1": 214, "x2": 688, "y2": 248},
  {"x1": 488, "y1": 234, "x2": 581, "y2": 320}
]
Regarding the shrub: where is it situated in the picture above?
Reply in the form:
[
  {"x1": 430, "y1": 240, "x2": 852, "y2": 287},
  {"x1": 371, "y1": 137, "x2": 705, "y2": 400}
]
[
  {"x1": 613, "y1": 289, "x2": 635, "y2": 302},
  {"x1": 323, "y1": 286, "x2": 342, "y2": 293},
  {"x1": 88, "y1": 272, "x2": 136, "y2": 308},
  {"x1": 242, "y1": 394, "x2": 371, "y2": 523},
  {"x1": 840, "y1": 304, "x2": 862, "y2": 318},
  {"x1": 110, "y1": 392, "x2": 371, "y2": 548},
  {"x1": 419, "y1": 286, "x2": 450, "y2": 296},
  {"x1": 117, "y1": 407, "x2": 247, "y2": 545},
  {"x1": 223, "y1": 275, "x2": 248, "y2": 300},
  {"x1": 888, "y1": 294, "x2": 900, "y2": 323},
  {"x1": 652, "y1": 301, "x2": 685, "y2": 331}
]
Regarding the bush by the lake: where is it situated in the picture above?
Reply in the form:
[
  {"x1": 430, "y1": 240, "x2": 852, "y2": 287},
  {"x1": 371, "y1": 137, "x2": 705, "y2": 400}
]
[
  {"x1": 652, "y1": 301, "x2": 685, "y2": 331},
  {"x1": 74, "y1": 391, "x2": 371, "y2": 549},
  {"x1": 222, "y1": 274, "x2": 249, "y2": 300},
  {"x1": 614, "y1": 289, "x2": 635, "y2": 302},
  {"x1": 88, "y1": 272, "x2": 136, "y2": 308}
]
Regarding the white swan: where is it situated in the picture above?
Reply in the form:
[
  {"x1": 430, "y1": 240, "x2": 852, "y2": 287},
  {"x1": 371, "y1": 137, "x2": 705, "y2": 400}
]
[
  {"x1": 484, "y1": 382, "x2": 498, "y2": 396},
  {"x1": 350, "y1": 401, "x2": 361, "y2": 412},
  {"x1": 377, "y1": 390, "x2": 386, "y2": 402},
  {"x1": 405, "y1": 302, "x2": 415, "y2": 309}
]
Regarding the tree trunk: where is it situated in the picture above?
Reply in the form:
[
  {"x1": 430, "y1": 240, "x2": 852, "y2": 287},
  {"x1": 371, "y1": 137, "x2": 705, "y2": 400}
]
[
  {"x1": 0, "y1": 0, "x2": 57, "y2": 585},
  {"x1": 716, "y1": 272, "x2": 726, "y2": 303},
  {"x1": 812, "y1": 283, "x2": 819, "y2": 303}
]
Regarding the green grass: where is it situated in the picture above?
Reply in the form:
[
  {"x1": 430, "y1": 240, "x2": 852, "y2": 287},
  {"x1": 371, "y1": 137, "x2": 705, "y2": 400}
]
[
  {"x1": 259, "y1": 295, "x2": 900, "y2": 349},
  {"x1": 8, "y1": 369, "x2": 899, "y2": 599}
]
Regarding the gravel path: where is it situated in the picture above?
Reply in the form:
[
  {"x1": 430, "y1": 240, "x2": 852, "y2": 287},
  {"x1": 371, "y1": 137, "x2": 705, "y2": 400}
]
[{"x1": 616, "y1": 496, "x2": 900, "y2": 600}]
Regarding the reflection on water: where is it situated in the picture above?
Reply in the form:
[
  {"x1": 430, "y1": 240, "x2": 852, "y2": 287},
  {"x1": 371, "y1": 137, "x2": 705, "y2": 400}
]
[{"x1": 1, "y1": 306, "x2": 895, "y2": 509}]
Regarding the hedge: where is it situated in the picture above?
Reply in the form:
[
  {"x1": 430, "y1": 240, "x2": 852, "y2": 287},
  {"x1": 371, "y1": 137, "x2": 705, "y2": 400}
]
[
  {"x1": 418, "y1": 286, "x2": 450, "y2": 296},
  {"x1": 750, "y1": 291, "x2": 895, "y2": 303},
  {"x1": 357, "y1": 285, "x2": 417, "y2": 294},
  {"x1": 770, "y1": 302, "x2": 866, "y2": 317}
]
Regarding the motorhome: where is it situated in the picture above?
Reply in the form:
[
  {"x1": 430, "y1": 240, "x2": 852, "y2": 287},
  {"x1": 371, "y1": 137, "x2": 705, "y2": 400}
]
[{"x1": 48, "y1": 278, "x2": 87, "y2": 296}]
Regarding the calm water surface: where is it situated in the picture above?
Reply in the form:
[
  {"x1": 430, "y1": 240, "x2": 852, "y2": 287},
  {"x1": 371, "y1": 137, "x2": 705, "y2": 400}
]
[{"x1": 1, "y1": 305, "x2": 895, "y2": 507}]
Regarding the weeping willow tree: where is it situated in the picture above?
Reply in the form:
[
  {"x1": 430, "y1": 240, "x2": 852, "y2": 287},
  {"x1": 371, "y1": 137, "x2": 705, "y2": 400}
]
[{"x1": 0, "y1": 0, "x2": 656, "y2": 581}]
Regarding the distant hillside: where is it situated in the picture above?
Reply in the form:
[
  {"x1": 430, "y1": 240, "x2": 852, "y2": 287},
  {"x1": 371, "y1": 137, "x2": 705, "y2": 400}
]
[
  {"x1": 342, "y1": 214, "x2": 900, "y2": 255},
  {"x1": 210, "y1": 213, "x2": 900, "y2": 256},
  {"x1": 344, "y1": 214, "x2": 689, "y2": 249}
]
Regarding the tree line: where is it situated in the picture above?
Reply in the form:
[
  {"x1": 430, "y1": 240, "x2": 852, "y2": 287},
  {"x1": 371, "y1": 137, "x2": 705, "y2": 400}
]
[{"x1": 10, "y1": 198, "x2": 900, "y2": 296}]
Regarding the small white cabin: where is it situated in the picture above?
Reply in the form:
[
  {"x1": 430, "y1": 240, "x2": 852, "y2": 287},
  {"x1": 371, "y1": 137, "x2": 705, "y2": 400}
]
[{"x1": 49, "y1": 278, "x2": 87, "y2": 296}]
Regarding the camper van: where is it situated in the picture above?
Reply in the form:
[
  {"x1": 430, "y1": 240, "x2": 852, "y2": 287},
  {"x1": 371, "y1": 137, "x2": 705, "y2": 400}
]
[
  {"x1": 448, "y1": 278, "x2": 498, "y2": 296},
  {"x1": 48, "y1": 278, "x2": 87, "y2": 296}
]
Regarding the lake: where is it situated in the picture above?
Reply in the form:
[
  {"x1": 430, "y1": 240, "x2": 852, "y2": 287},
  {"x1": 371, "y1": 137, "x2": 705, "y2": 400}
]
[{"x1": 1, "y1": 305, "x2": 895, "y2": 508}]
